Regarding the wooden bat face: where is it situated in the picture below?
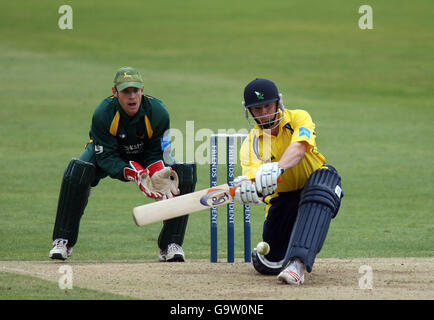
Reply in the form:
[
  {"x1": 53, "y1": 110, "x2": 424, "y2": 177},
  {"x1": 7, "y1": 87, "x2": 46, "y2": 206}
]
[
  {"x1": 199, "y1": 188, "x2": 232, "y2": 207},
  {"x1": 132, "y1": 184, "x2": 236, "y2": 227}
]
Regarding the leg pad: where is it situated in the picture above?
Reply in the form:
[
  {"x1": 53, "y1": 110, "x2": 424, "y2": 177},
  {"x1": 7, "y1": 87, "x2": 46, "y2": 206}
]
[
  {"x1": 52, "y1": 159, "x2": 95, "y2": 247},
  {"x1": 283, "y1": 165, "x2": 343, "y2": 272}
]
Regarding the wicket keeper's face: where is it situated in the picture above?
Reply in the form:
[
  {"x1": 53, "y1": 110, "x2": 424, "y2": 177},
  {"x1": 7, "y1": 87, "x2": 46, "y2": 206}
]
[{"x1": 112, "y1": 86, "x2": 144, "y2": 117}]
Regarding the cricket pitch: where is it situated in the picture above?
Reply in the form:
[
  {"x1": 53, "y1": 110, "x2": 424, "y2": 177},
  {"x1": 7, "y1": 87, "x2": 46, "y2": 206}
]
[{"x1": 1, "y1": 258, "x2": 433, "y2": 300}]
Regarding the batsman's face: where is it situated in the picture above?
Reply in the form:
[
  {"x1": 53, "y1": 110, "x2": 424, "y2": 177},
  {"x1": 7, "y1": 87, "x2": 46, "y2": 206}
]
[
  {"x1": 113, "y1": 86, "x2": 144, "y2": 117},
  {"x1": 250, "y1": 102, "x2": 278, "y2": 125}
]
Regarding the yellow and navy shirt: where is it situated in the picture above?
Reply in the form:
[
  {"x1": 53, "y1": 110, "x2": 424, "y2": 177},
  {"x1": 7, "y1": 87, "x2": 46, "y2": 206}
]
[
  {"x1": 89, "y1": 95, "x2": 171, "y2": 181},
  {"x1": 240, "y1": 108, "x2": 326, "y2": 195}
]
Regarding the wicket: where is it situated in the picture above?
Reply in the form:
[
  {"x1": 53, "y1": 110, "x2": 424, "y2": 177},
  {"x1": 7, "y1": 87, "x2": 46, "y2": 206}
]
[{"x1": 209, "y1": 134, "x2": 251, "y2": 263}]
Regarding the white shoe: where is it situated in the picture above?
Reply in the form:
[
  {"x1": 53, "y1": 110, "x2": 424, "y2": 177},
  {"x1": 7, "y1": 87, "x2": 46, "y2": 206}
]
[
  {"x1": 158, "y1": 243, "x2": 185, "y2": 262},
  {"x1": 49, "y1": 239, "x2": 72, "y2": 260},
  {"x1": 277, "y1": 258, "x2": 306, "y2": 285}
]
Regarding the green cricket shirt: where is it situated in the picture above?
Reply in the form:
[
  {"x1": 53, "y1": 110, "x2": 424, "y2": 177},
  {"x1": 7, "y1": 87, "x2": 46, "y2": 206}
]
[{"x1": 89, "y1": 94, "x2": 171, "y2": 181}]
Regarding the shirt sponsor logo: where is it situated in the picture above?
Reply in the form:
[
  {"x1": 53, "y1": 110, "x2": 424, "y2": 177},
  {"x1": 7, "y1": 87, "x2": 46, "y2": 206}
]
[
  {"x1": 123, "y1": 143, "x2": 144, "y2": 154},
  {"x1": 299, "y1": 127, "x2": 311, "y2": 138}
]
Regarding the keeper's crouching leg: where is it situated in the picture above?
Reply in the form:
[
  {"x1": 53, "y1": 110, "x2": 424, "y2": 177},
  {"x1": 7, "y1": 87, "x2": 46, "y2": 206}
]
[
  {"x1": 282, "y1": 165, "x2": 343, "y2": 272},
  {"x1": 158, "y1": 162, "x2": 197, "y2": 249},
  {"x1": 52, "y1": 158, "x2": 96, "y2": 247}
]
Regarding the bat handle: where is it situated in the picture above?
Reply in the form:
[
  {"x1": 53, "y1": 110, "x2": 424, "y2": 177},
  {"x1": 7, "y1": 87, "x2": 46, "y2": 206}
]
[
  {"x1": 229, "y1": 176, "x2": 282, "y2": 198},
  {"x1": 229, "y1": 187, "x2": 237, "y2": 197}
]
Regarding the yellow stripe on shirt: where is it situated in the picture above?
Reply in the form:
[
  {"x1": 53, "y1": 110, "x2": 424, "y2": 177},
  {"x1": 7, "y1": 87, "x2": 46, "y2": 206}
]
[
  {"x1": 144, "y1": 115, "x2": 153, "y2": 139},
  {"x1": 109, "y1": 111, "x2": 120, "y2": 136}
]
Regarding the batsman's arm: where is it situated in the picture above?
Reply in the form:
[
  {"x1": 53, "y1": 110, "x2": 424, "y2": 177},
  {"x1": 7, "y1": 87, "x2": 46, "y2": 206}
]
[
  {"x1": 277, "y1": 141, "x2": 307, "y2": 170},
  {"x1": 283, "y1": 110, "x2": 321, "y2": 169}
]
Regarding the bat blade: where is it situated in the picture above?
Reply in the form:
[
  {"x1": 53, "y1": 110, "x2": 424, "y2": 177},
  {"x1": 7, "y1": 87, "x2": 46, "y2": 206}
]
[{"x1": 133, "y1": 184, "x2": 235, "y2": 227}]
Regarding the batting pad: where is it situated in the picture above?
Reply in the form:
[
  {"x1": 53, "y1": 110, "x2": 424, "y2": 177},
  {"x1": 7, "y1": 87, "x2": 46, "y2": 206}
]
[{"x1": 283, "y1": 165, "x2": 343, "y2": 272}]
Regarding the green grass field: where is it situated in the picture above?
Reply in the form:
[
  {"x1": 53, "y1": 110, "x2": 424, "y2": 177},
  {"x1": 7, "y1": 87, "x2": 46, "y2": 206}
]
[
  {"x1": 0, "y1": 272, "x2": 134, "y2": 299},
  {"x1": 0, "y1": 0, "x2": 433, "y2": 299}
]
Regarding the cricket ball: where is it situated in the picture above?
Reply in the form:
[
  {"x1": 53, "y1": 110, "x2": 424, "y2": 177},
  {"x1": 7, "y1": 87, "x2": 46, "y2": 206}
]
[{"x1": 256, "y1": 241, "x2": 270, "y2": 255}]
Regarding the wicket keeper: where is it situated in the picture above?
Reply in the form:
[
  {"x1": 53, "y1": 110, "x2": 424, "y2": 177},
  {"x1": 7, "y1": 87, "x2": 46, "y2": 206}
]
[
  {"x1": 49, "y1": 66, "x2": 196, "y2": 262},
  {"x1": 234, "y1": 78, "x2": 343, "y2": 285}
]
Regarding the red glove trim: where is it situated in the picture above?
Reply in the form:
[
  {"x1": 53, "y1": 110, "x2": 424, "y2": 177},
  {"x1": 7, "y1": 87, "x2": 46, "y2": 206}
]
[
  {"x1": 146, "y1": 160, "x2": 165, "y2": 177},
  {"x1": 124, "y1": 161, "x2": 146, "y2": 183}
]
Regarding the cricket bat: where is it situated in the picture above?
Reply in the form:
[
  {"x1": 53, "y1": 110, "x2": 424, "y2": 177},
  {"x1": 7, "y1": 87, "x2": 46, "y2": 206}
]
[{"x1": 132, "y1": 184, "x2": 236, "y2": 226}]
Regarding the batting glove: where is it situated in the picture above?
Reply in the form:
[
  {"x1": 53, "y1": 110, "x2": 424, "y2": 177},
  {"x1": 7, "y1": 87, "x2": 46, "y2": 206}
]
[
  {"x1": 124, "y1": 161, "x2": 163, "y2": 199},
  {"x1": 255, "y1": 162, "x2": 284, "y2": 196},
  {"x1": 234, "y1": 176, "x2": 261, "y2": 205}
]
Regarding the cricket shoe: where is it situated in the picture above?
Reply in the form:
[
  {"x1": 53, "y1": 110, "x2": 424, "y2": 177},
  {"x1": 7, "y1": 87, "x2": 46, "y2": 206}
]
[
  {"x1": 277, "y1": 258, "x2": 306, "y2": 285},
  {"x1": 158, "y1": 243, "x2": 185, "y2": 262},
  {"x1": 49, "y1": 239, "x2": 72, "y2": 260}
]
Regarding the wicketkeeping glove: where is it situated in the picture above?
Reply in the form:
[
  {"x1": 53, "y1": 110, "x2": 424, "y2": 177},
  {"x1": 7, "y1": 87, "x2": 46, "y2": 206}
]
[
  {"x1": 234, "y1": 176, "x2": 261, "y2": 205},
  {"x1": 143, "y1": 160, "x2": 180, "y2": 200},
  {"x1": 124, "y1": 161, "x2": 162, "y2": 199},
  {"x1": 255, "y1": 162, "x2": 285, "y2": 196}
]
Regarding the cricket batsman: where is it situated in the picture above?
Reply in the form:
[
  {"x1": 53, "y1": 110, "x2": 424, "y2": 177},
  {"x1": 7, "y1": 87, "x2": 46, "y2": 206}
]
[
  {"x1": 49, "y1": 66, "x2": 196, "y2": 262},
  {"x1": 234, "y1": 78, "x2": 343, "y2": 285}
]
